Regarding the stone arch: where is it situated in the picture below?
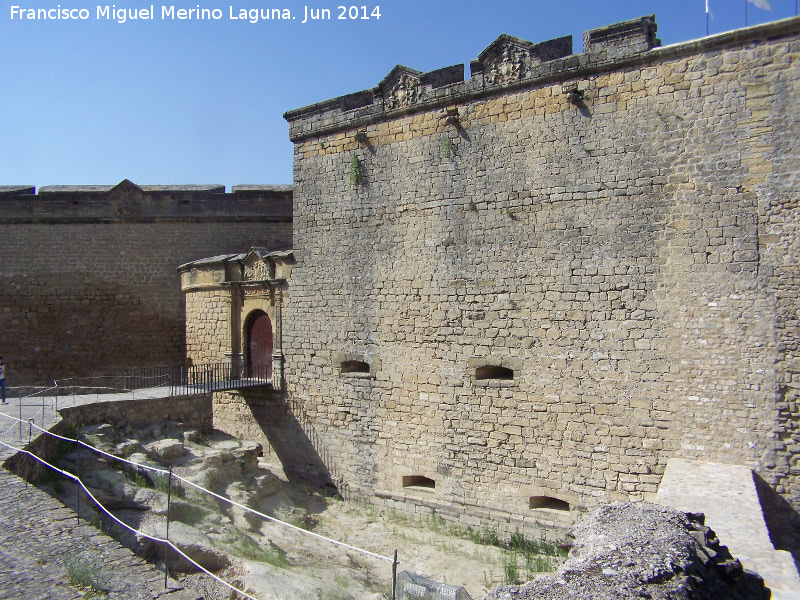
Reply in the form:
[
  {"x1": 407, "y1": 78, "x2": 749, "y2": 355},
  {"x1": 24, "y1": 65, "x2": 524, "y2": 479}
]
[{"x1": 245, "y1": 309, "x2": 273, "y2": 379}]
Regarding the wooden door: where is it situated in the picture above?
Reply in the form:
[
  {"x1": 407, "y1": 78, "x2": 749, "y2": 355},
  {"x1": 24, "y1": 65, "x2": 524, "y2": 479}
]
[{"x1": 247, "y1": 311, "x2": 273, "y2": 379}]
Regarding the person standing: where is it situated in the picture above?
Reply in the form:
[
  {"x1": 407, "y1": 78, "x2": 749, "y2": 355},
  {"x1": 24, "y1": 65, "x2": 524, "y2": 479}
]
[{"x1": 0, "y1": 356, "x2": 6, "y2": 404}]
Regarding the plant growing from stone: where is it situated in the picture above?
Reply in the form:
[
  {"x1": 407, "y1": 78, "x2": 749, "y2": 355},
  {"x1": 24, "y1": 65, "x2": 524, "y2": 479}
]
[
  {"x1": 502, "y1": 551, "x2": 520, "y2": 585},
  {"x1": 130, "y1": 471, "x2": 151, "y2": 488},
  {"x1": 348, "y1": 154, "x2": 363, "y2": 185},
  {"x1": 227, "y1": 532, "x2": 289, "y2": 568},
  {"x1": 440, "y1": 137, "x2": 453, "y2": 158}
]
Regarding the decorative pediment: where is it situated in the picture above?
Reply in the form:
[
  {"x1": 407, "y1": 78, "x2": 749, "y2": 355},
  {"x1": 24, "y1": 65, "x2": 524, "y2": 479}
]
[
  {"x1": 472, "y1": 34, "x2": 572, "y2": 85},
  {"x1": 243, "y1": 247, "x2": 273, "y2": 282},
  {"x1": 379, "y1": 65, "x2": 424, "y2": 111},
  {"x1": 108, "y1": 179, "x2": 144, "y2": 217},
  {"x1": 479, "y1": 35, "x2": 531, "y2": 85}
]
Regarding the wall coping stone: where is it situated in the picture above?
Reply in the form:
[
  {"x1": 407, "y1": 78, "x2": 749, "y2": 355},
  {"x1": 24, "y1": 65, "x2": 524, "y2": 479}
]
[
  {"x1": 0, "y1": 186, "x2": 35, "y2": 195},
  {"x1": 231, "y1": 184, "x2": 294, "y2": 193},
  {"x1": 0, "y1": 178, "x2": 293, "y2": 224},
  {"x1": 37, "y1": 184, "x2": 225, "y2": 194}
]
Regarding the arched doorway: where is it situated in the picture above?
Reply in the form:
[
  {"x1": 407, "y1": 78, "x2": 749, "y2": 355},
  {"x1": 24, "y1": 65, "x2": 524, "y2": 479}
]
[{"x1": 246, "y1": 310, "x2": 273, "y2": 380}]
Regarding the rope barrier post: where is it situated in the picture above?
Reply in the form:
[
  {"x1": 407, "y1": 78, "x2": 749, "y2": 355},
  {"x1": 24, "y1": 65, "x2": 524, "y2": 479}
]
[
  {"x1": 19, "y1": 399, "x2": 23, "y2": 443},
  {"x1": 53, "y1": 380, "x2": 58, "y2": 426},
  {"x1": 392, "y1": 549, "x2": 398, "y2": 600},
  {"x1": 41, "y1": 394, "x2": 45, "y2": 429},
  {"x1": 164, "y1": 466, "x2": 173, "y2": 589},
  {"x1": 76, "y1": 452, "x2": 81, "y2": 524},
  {"x1": 24, "y1": 420, "x2": 33, "y2": 489}
]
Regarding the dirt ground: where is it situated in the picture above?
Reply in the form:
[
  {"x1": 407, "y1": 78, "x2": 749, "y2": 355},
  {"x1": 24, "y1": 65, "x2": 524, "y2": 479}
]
[
  {"x1": 43, "y1": 425, "x2": 565, "y2": 600},
  {"x1": 174, "y1": 455, "x2": 565, "y2": 600}
]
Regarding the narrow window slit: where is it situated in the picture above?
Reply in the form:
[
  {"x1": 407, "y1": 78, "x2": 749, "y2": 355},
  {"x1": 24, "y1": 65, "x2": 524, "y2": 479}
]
[
  {"x1": 475, "y1": 365, "x2": 513, "y2": 380},
  {"x1": 529, "y1": 496, "x2": 570, "y2": 511},
  {"x1": 403, "y1": 475, "x2": 435, "y2": 489},
  {"x1": 340, "y1": 360, "x2": 369, "y2": 374}
]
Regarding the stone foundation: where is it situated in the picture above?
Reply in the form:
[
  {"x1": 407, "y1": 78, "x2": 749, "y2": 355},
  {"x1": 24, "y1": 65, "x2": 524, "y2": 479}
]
[
  {"x1": 3, "y1": 393, "x2": 212, "y2": 479},
  {"x1": 211, "y1": 387, "x2": 578, "y2": 537}
]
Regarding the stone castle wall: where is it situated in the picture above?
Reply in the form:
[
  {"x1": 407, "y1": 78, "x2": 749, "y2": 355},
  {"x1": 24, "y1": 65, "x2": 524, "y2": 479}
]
[
  {"x1": 0, "y1": 181, "x2": 291, "y2": 384},
  {"x1": 211, "y1": 388, "x2": 339, "y2": 491},
  {"x1": 281, "y1": 15, "x2": 800, "y2": 529}
]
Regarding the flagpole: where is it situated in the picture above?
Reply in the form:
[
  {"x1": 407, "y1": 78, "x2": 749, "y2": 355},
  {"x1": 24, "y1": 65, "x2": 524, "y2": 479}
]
[{"x1": 746, "y1": 0, "x2": 748, "y2": 27}]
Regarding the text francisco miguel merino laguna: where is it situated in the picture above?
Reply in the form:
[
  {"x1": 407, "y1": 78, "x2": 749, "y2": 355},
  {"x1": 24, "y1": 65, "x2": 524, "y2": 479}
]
[{"x1": 10, "y1": 5, "x2": 382, "y2": 23}]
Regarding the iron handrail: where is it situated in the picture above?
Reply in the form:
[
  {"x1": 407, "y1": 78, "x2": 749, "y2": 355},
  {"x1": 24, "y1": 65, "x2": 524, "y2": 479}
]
[{"x1": 122, "y1": 362, "x2": 272, "y2": 396}]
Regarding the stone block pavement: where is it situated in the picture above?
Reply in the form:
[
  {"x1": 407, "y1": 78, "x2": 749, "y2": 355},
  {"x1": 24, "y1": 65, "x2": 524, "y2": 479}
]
[
  {"x1": 655, "y1": 457, "x2": 800, "y2": 600},
  {"x1": 0, "y1": 389, "x2": 202, "y2": 600}
]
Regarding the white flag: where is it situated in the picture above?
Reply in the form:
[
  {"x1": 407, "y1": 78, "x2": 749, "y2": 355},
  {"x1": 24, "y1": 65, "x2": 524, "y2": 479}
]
[
  {"x1": 706, "y1": 0, "x2": 713, "y2": 16},
  {"x1": 748, "y1": 0, "x2": 772, "y2": 10}
]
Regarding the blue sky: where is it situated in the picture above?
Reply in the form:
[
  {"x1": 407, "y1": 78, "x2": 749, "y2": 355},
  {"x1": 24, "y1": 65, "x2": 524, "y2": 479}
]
[{"x1": 1, "y1": 0, "x2": 797, "y2": 187}]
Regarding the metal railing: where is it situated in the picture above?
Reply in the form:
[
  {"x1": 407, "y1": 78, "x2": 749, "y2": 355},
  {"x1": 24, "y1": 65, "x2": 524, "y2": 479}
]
[
  {"x1": 122, "y1": 362, "x2": 272, "y2": 396},
  {"x1": 1, "y1": 383, "x2": 59, "y2": 442},
  {"x1": 0, "y1": 364, "x2": 272, "y2": 443}
]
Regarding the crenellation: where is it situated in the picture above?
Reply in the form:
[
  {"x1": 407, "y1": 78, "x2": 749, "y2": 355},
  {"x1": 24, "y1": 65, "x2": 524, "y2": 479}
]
[
  {"x1": 0, "y1": 186, "x2": 35, "y2": 195},
  {"x1": 0, "y1": 179, "x2": 292, "y2": 223},
  {"x1": 582, "y1": 15, "x2": 660, "y2": 58}
]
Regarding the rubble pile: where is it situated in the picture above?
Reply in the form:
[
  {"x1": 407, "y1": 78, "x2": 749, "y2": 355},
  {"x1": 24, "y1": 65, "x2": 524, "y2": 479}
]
[{"x1": 485, "y1": 503, "x2": 770, "y2": 600}]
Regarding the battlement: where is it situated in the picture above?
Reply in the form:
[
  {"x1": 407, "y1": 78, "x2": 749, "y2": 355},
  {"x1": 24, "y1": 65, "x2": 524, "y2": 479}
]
[
  {"x1": 0, "y1": 179, "x2": 293, "y2": 223},
  {"x1": 284, "y1": 14, "x2": 800, "y2": 142}
]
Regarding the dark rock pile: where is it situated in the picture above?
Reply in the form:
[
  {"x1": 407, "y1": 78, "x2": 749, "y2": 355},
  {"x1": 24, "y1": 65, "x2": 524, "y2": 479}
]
[{"x1": 485, "y1": 503, "x2": 770, "y2": 600}]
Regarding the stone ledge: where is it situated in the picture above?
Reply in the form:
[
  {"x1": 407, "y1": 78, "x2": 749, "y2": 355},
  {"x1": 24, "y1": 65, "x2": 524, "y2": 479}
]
[{"x1": 348, "y1": 485, "x2": 579, "y2": 540}]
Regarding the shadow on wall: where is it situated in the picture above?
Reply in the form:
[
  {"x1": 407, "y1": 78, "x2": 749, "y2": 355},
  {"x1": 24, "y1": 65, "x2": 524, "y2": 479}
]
[
  {"x1": 0, "y1": 283, "x2": 185, "y2": 386},
  {"x1": 224, "y1": 389, "x2": 339, "y2": 495},
  {"x1": 754, "y1": 472, "x2": 800, "y2": 572}
]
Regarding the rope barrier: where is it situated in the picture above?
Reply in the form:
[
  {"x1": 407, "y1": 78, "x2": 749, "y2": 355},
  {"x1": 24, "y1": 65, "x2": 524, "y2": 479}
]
[
  {"x1": 17, "y1": 419, "x2": 171, "y2": 475},
  {"x1": 8, "y1": 384, "x2": 59, "y2": 400},
  {"x1": 27, "y1": 406, "x2": 44, "y2": 423},
  {"x1": 0, "y1": 436, "x2": 258, "y2": 600},
  {"x1": 0, "y1": 410, "x2": 394, "y2": 563},
  {"x1": 56, "y1": 375, "x2": 165, "y2": 383},
  {"x1": 175, "y1": 474, "x2": 393, "y2": 563}
]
